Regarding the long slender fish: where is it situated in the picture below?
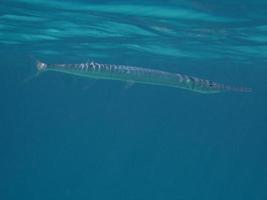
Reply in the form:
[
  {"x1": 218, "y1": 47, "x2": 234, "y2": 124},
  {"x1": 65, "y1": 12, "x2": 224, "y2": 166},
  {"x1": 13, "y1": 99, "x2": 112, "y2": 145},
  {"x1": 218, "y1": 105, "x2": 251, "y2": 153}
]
[{"x1": 36, "y1": 60, "x2": 251, "y2": 94}]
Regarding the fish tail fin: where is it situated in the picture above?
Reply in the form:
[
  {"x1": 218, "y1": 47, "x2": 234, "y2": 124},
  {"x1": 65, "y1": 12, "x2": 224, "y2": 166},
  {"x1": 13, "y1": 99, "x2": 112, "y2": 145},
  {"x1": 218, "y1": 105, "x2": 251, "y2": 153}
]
[
  {"x1": 21, "y1": 56, "x2": 46, "y2": 86},
  {"x1": 36, "y1": 59, "x2": 47, "y2": 72}
]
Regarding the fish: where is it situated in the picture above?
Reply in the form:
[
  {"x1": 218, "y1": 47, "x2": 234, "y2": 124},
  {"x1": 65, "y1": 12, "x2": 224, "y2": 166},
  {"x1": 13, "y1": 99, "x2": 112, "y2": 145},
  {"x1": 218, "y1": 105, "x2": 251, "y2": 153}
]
[{"x1": 36, "y1": 60, "x2": 252, "y2": 94}]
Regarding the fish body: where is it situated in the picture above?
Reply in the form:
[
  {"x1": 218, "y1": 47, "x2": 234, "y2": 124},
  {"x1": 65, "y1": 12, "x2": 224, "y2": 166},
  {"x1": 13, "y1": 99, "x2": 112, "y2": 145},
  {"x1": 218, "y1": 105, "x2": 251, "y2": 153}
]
[{"x1": 37, "y1": 60, "x2": 251, "y2": 94}]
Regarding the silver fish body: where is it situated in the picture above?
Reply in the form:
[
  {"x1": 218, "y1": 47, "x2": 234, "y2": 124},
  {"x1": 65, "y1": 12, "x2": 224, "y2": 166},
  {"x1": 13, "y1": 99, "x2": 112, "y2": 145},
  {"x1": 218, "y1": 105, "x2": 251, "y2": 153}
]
[{"x1": 37, "y1": 60, "x2": 251, "y2": 94}]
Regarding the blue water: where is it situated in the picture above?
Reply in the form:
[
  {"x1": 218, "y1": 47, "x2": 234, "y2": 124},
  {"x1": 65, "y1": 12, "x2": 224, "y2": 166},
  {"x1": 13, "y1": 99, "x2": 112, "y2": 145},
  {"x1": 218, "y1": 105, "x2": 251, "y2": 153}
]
[{"x1": 1, "y1": 0, "x2": 267, "y2": 199}]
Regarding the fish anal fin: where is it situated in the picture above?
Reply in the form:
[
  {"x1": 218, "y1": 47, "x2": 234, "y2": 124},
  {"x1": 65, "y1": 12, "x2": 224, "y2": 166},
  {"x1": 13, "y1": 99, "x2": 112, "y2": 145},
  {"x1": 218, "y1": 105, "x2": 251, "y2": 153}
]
[{"x1": 124, "y1": 80, "x2": 135, "y2": 89}]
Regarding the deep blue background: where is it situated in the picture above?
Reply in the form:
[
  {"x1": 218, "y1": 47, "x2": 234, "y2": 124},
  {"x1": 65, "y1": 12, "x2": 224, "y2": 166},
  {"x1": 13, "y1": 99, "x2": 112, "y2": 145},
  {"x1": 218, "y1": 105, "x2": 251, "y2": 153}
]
[{"x1": 0, "y1": 1, "x2": 267, "y2": 199}]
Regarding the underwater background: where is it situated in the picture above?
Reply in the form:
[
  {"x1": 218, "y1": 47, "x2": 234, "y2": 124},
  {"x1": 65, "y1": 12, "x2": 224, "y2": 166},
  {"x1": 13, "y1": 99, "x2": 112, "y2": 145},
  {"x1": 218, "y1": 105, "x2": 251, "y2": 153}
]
[{"x1": 0, "y1": 0, "x2": 267, "y2": 199}]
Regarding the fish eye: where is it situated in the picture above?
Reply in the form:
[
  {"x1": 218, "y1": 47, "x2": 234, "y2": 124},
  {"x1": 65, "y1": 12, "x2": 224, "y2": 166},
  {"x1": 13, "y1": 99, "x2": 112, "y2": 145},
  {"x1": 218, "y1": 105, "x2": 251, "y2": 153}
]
[{"x1": 208, "y1": 81, "x2": 216, "y2": 87}]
